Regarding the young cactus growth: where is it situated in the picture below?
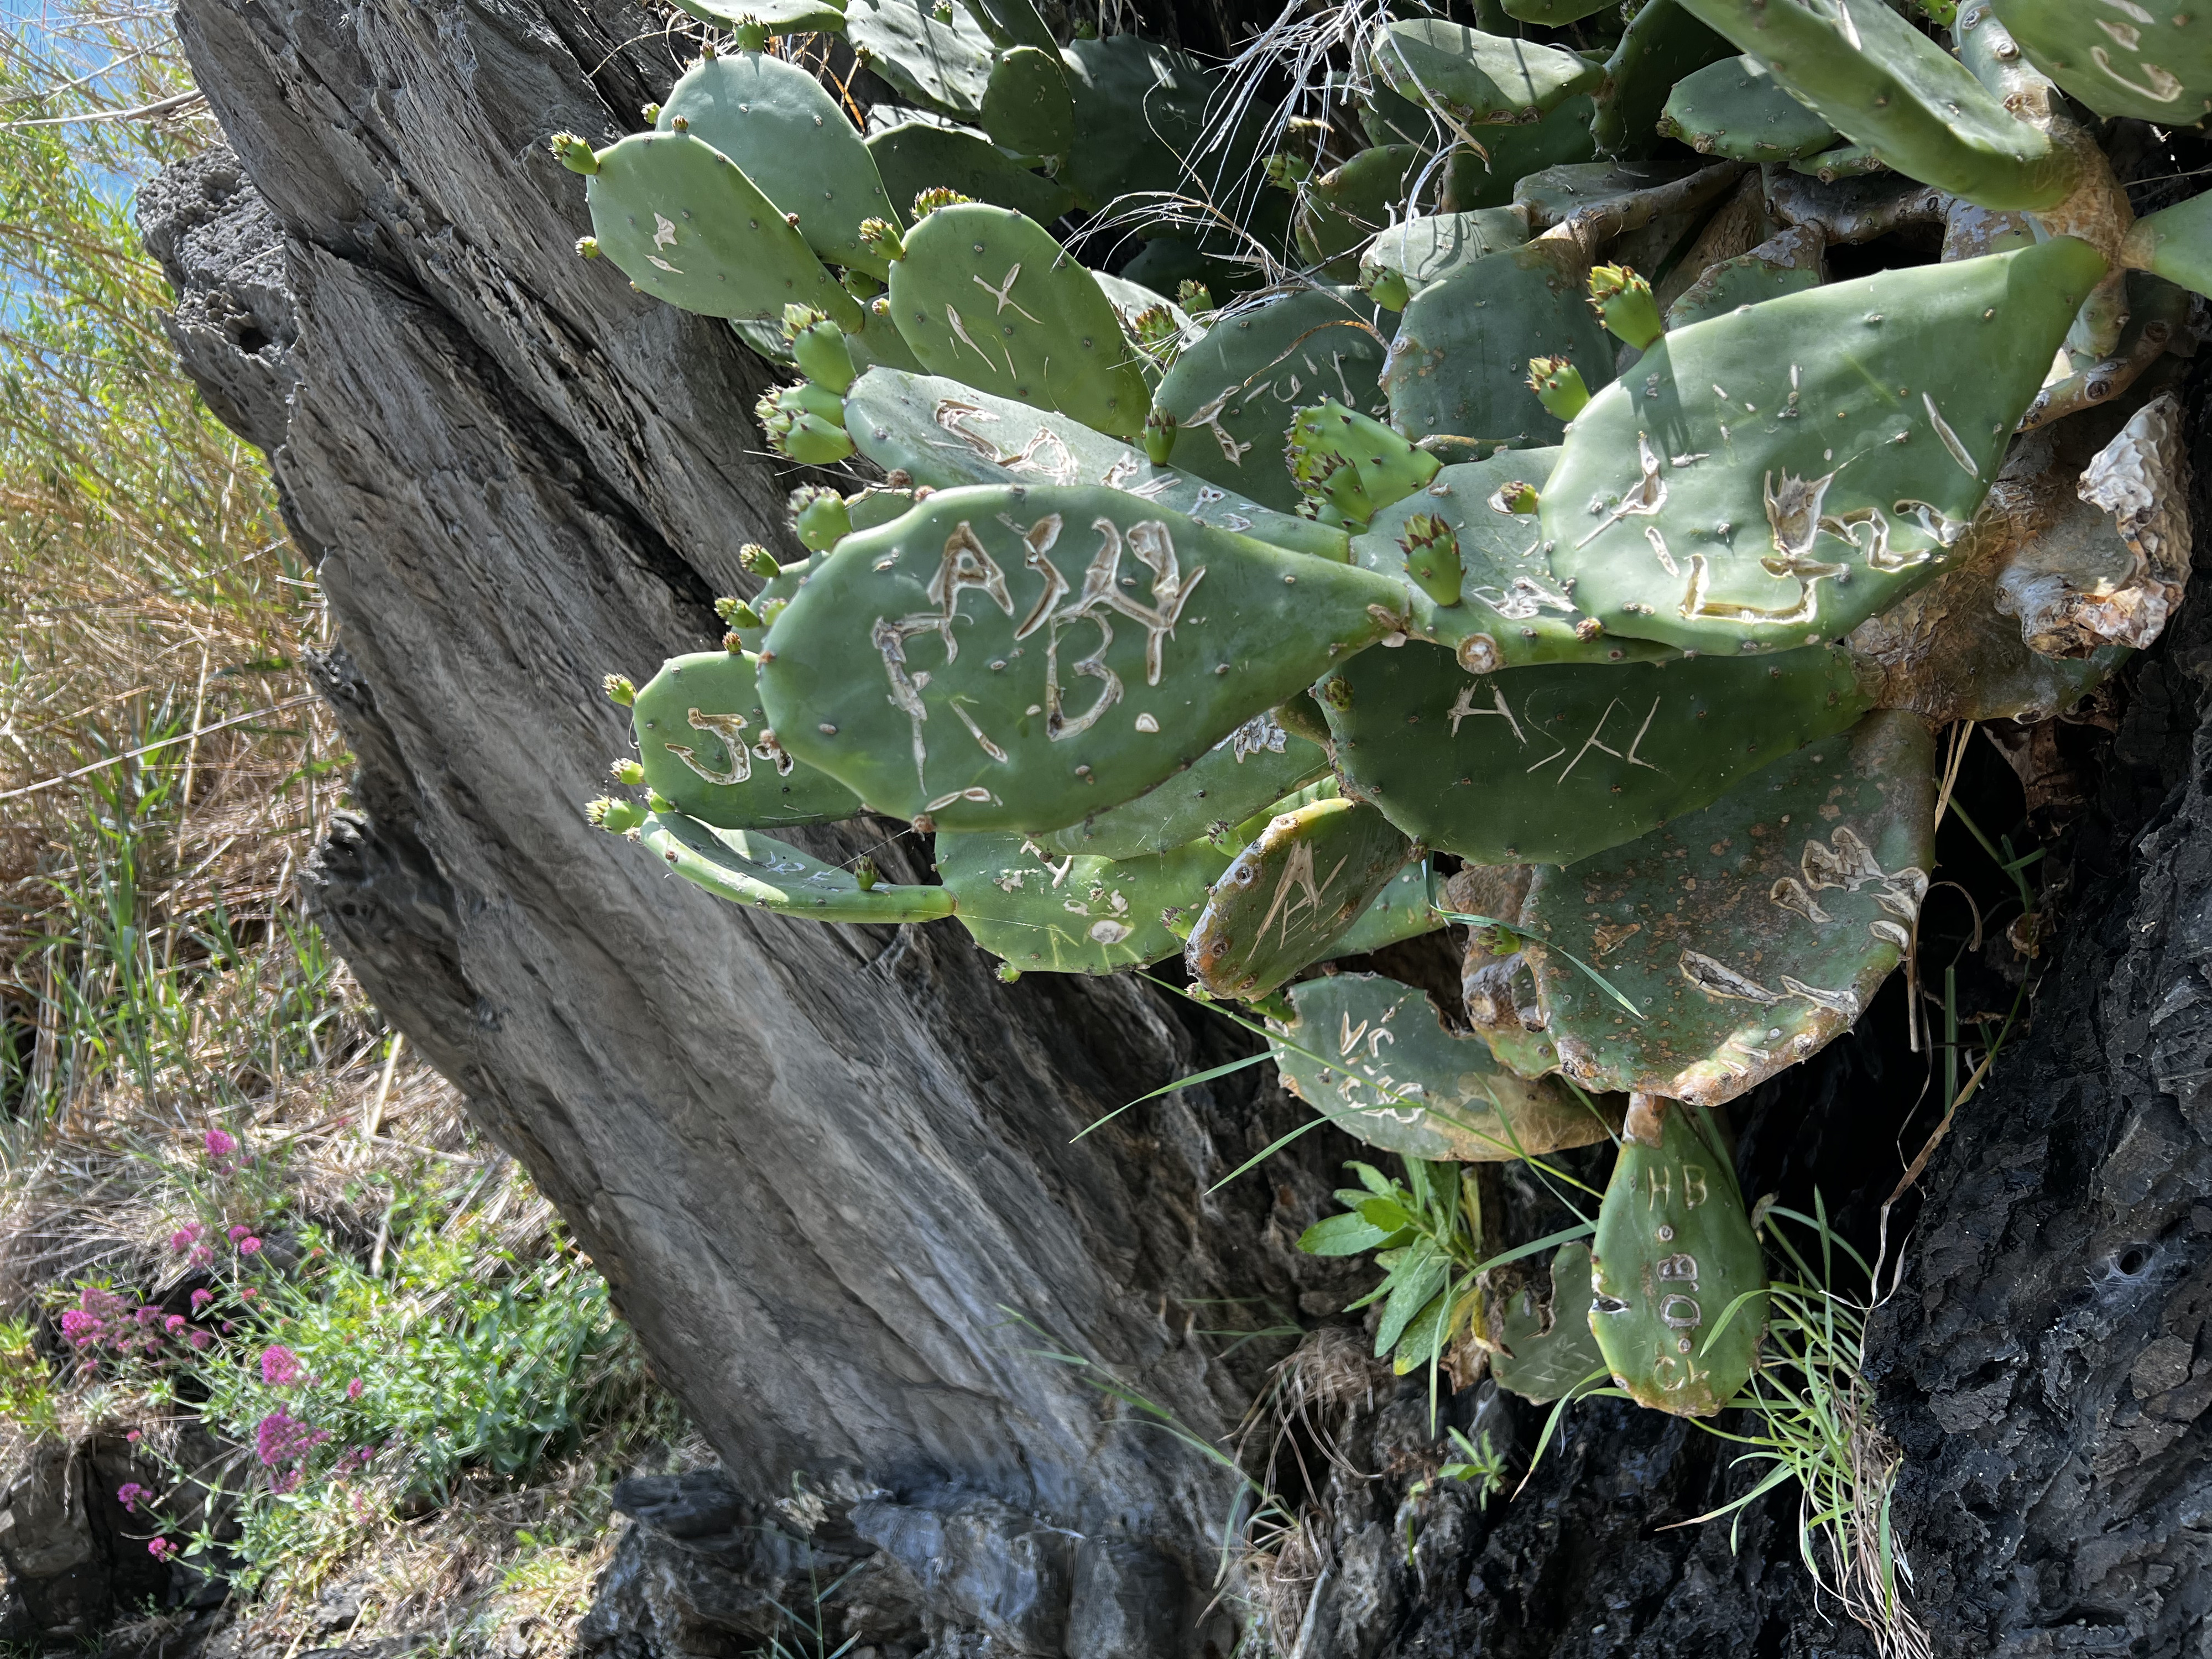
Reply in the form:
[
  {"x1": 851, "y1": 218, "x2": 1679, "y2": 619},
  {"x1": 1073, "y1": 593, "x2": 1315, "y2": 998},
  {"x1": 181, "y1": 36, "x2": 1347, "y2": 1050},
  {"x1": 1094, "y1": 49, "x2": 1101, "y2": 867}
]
[
  {"x1": 1397, "y1": 513, "x2": 1463, "y2": 606},
  {"x1": 643, "y1": 813, "x2": 956, "y2": 924},
  {"x1": 1524, "y1": 356, "x2": 1589, "y2": 421},
  {"x1": 1586, "y1": 264, "x2": 1663, "y2": 350},
  {"x1": 784, "y1": 305, "x2": 858, "y2": 394},
  {"x1": 586, "y1": 796, "x2": 650, "y2": 834},
  {"x1": 1286, "y1": 401, "x2": 1442, "y2": 531},
  {"x1": 756, "y1": 381, "x2": 856, "y2": 463},
  {"x1": 603, "y1": 674, "x2": 637, "y2": 707},
  {"x1": 787, "y1": 485, "x2": 853, "y2": 552},
  {"x1": 1141, "y1": 409, "x2": 1178, "y2": 466},
  {"x1": 1491, "y1": 1243, "x2": 1608, "y2": 1404}
]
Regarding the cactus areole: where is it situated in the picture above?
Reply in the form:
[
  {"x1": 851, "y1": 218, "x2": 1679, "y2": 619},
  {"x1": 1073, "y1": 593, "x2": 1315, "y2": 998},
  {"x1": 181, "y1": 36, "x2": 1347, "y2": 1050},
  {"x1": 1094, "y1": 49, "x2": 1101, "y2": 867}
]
[{"x1": 563, "y1": 0, "x2": 2197, "y2": 1441}]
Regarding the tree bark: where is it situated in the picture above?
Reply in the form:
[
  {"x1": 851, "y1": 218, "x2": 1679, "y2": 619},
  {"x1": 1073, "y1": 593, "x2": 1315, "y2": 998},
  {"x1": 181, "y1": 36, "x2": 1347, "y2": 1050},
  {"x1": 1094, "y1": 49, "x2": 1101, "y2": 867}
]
[{"x1": 144, "y1": 1, "x2": 2212, "y2": 1653}]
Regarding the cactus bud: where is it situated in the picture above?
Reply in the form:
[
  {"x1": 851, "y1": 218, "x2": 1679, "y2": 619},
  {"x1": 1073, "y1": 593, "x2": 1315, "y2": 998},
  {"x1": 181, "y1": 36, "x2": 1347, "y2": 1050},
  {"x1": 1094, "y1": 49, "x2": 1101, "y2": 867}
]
[
  {"x1": 1398, "y1": 513, "x2": 1464, "y2": 606},
  {"x1": 716, "y1": 596, "x2": 766, "y2": 629},
  {"x1": 756, "y1": 383, "x2": 854, "y2": 462},
  {"x1": 1526, "y1": 356, "x2": 1590, "y2": 421},
  {"x1": 1488, "y1": 479, "x2": 1540, "y2": 514},
  {"x1": 603, "y1": 674, "x2": 637, "y2": 707},
  {"x1": 1262, "y1": 152, "x2": 1313, "y2": 190},
  {"x1": 587, "y1": 796, "x2": 649, "y2": 834},
  {"x1": 855, "y1": 856, "x2": 879, "y2": 891},
  {"x1": 1175, "y1": 279, "x2": 1214, "y2": 315},
  {"x1": 757, "y1": 597, "x2": 789, "y2": 628},
  {"x1": 1285, "y1": 400, "x2": 1440, "y2": 533},
  {"x1": 789, "y1": 484, "x2": 853, "y2": 552},
  {"x1": 1587, "y1": 264, "x2": 1663, "y2": 350},
  {"x1": 841, "y1": 269, "x2": 885, "y2": 299},
  {"x1": 610, "y1": 758, "x2": 646, "y2": 787},
  {"x1": 1142, "y1": 408, "x2": 1178, "y2": 466},
  {"x1": 646, "y1": 789, "x2": 676, "y2": 813},
  {"x1": 549, "y1": 132, "x2": 599, "y2": 175},
  {"x1": 575, "y1": 235, "x2": 601, "y2": 259},
  {"x1": 740, "y1": 544, "x2": 782, "y2": 581},
  {"x1": 859, "y1": 217, "x2": 904, "y2": 262},
  {"x1": 1363, "y1": 265, "x2": 1411, "y2": 313},
  {"x1": 732, "y1": 21, "x2": 769, "y2": 49},
  {"x1": 995, "y1": 962, "x2": 1021, "y2": 982},
  {"x1": 911, "y1": 186, "x2": 974, "y2": 218},
  {"x1": 700, "y1": 41, "x2": 718, "y2": 60},
  {"x1": 786, "y1": 313, "x2": 857, "y2": 396},
  {"x1": 722, "y1": 631, "x2": 745, "y2": 654},
  {"x1": 640, "y1": 102, "x2": 661, "y2": 123},
  {"x1": 670, "y1": 113, "x2": 691, "y2": 133}
]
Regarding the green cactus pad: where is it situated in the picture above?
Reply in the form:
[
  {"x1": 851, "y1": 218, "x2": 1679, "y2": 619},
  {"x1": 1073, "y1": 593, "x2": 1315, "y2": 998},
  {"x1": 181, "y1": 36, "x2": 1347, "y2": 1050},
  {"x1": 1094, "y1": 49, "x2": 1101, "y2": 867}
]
[
  {"x1": 1187, "y1": 798, "x2": 1414, "y2": 998},
  {"x1": 1057, "y1": 36, "x2": 1214, "y2": 218},
  {"x1": 1524, "y1": 710, "x2": 1934, "y2": 1106},
  {"x1": 1327, "y1": 861, "x2": 1446, "y2": 958},
  {"x1": 1270, "y1": 973, "x2": 1613, "y2": 1162},
  {"x1": 1153, "y1": 286, "x2": 1392, "y2": 517},
  {"x1": 1359, "y1": 209, "x2": 1530, "y2": 306},
  {"x1": 641, "y1": 811, "x2": 956, "y2": 923},
  {"x1": 1994, "y1": 0, "x2": 2212, "y2": 123},
  {"x1": 1318, "y1": 642, "x2": 1871, "y2": 866},
  {"x1": 656, "y1": 51, "x2": 901, "y2": 280},
  {"x1": 633, "y1": 650, "x2": 864, "y2": 828},
  {"x1": 664, "y1": 0, "x2": 848, "y2": 35},
  {"x1": 1511, "y1": 160, "x2": 1705, "y2": 225},
  {"x1": 885, "y1": 201, "x2": 1151, "y2": 439},
  {"x1": 1543, "y1": 237, "x2": 2109, "y2": 654},
  {"x1": 864, "y1": 122, "x2": 1076, "y2": 224},
  {"x1": 1369, "y1": 21, "x2": 1605, "y2": 126},
  {"x1": 982, "y1": 44, "x2": 1074, "y2": 159},
  {"x1": 2120, "y1": 191, "x2": 2212, "y2": 304},
  {"x1": 1500, "y1": 0, "x2": 1616, "y2": 23},
  {"x1": 1353, "y1": 450, "x2": 1677, "y2": 670},
  {"x1": 841, "y1": 368, "x2": 1346, "y2": 560},
  {"x1": 726, "y1": 552, "x2": 817, "y2": 654},
  {"x1": 758, "y1": 485, "x2": 1406, "y2": 832},
  {"x1": 1040, "y1": 711, "x2": 1328, "y2": 859},
  {"x1": 1296, "y1": 145, "x2": 1426, "y2": 272},
  {"x1": 936, "y1": 831, "x2": 1229, "y2": 972},
  {"x1": 1589, "y1": 0, "x2": 1734, "y2": 161},
  {"x1": 845, "y1": 0, "x2": 997, "y2": 116},
  {"x1": 1662, "y1": 236, "x2": 1823, "y2": 331},
  {"x1": 1385, "y1": 242, "x2": 1616, "y2": 451},
  {"x1": 1658, "y1": 56, "x2": 1835, "y2": 163},
  {"x1": 1491, "y1": 1241, "x2": 1608, "y2": 1402},
  {"x1": 1589, "y1": 1096, "x2": 1764, "y2": 1416},
  {"x1": 1676, "y1": 0, "x2": 2070, "y2": 211},
  {"x1": 583, "y1": 132, "x2": 862, "y2": 329},
  {"x1": 1444, "y1": 96, "x2": 1598, "y2": 210}
]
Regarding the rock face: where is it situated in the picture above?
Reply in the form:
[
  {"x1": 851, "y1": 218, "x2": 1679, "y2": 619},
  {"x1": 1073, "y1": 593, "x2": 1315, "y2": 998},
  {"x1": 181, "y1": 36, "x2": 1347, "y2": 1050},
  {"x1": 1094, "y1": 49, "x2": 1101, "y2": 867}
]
[{"x1": 145, "y1": 0, "x2": 2212, "y2": 1653}]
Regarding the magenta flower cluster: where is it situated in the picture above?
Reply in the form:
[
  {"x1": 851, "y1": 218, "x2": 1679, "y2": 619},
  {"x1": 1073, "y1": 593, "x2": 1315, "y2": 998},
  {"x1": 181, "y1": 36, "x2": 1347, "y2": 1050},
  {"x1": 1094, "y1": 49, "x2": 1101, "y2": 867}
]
[
  {"x1": 57, "y1": 1287, "x2": 213, "y2": 1364},
  {"x1": 253, "y1": 1407, "x2": 331, "y2": 1468}
]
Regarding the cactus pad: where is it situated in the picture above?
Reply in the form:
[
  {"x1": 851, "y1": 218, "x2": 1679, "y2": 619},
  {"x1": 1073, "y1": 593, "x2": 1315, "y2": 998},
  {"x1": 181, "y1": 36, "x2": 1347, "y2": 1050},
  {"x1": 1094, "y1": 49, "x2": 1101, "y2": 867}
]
[
  {"x1": 1318, "y1": 641, "x2": 1871, "y2": 865},
  {"x1": 1057, "y1": 35, "x2": 1215, "y2": 218},
  {"x1": 1543, "y1": 237, "x2": 2109, "y2": 654},
  {"x1": 1658, "y1": 56, "x2": 1835, "y2": 163},
  {"x1": 1186, "y1": 798, "x2": 1414, "y2": 998},
  {"x1": 844, "y1": 0, "x2": 997, "y2": 116},
  {"x1": 1491, "y1": 1241, "x2": 1607, "y2": 1402},
  {"x1": 936, "y1": 831, "x2": 1229, "y2": 972},
  {"x1": 864, "y1": 121, "x2": 1075, "y2": 224},
  {"x1": 1359, "y1": 209, "x2": 1530, "y2": 307},
  {"x1": 1327, "y1": 861, "x2": 1446, "y2": 958},
  {"x1": 1524, "y1": 710, "x2": 1935, "y2": 1107},
  {"x1": 1040, "y1": 711, "x2": 1327, "y2": 859},
  {"x1": 1354, "y1": 451, "x2": 1676, "y2": 670},
  {"x1": 1369, "y1": 21, "x2": 1605, "y2": 126},
  {"x1": 758, "y1": 484, "x2": 1405, "y2": 831},
  {"x1": 1153, "y1": 286, "x2": 1392, "y2": 516},
  {"x1": 885, "y1": 202, "x2": 1151, "y2": 439},
  {"x1": 657, "y1": 52, "x2": 901, "y2": 280},
  {"x1": 1443, "y1": 96, "x2": 1598, "y2": 209},
  {"x1": 641, "y1": 812, "x2": 956, "y2": 923},
  {"x1": 582, "y1": 132, "x2": 862, "y2": 329},
  {"x1": 633, "y1": 650, "x2": 864, "y2": 828},
  {"x1": 664, "y1": 0, "x2": 848, "y2": 34},
  {"x1": 982, "y1": 44, "x2": 1075, "y2": 160},
  {"x1": 1385, "y1": 242, "x2": 1615, "y2": 451},
  {"x1": 1994, "y1": 0, "x2": 2212, "y2": 123},
  {"x1": 1589, "y1": 1095, "x2": 1764, "y2": 1416},
  {"x1": 1270, "y1": 973, "x2": 1615, "y2": 1162},
  {"x1": 841, "y1": 368, "x2": 1345, "y2": 560}
]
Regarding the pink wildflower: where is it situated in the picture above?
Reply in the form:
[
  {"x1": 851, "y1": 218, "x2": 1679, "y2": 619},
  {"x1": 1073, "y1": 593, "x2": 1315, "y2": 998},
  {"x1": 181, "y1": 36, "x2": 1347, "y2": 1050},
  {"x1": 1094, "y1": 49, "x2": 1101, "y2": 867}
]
[
  {"x1": 126, "y1": 1430, "x2": 141, "y2": 1443},
  {"x1": 346, "y1": 1377, "x2": 363, "y2": 1401},
  {"x1": 221, "y1": 1321, "x2": 234, "y2": 1334},
  {"x1": 238, "y1": 1237, "x2": 262, "y2": 1256},
  {"x1": 60, "y1": 1309, "x2": 103, "y2": 1347},
  {"x1": 239, "y1": 1289, "x2": 257, "y2": 1302},
  {"x1": 259, "y1": 1344, "x2": 303, "y2": 1386},
  {"x1": 204, "y1": 1129, "x2": 237, "y2": 1160},
  {"x1": 117, "y1": 1482, "x2": 148, "y2": 1512},
  {"x1": 253, "y1": 1408, "x2": 330, "y2": 1468},
  {"x1": 190, "y1": 1246, "x2": 214, "y2": 1267},
  {"x1": 163, "y1": 1315, "x2": 186, "y2": 1335},
  {"x1": 226, "y1": 1225, "x2": 249, "y2": 1243},
  {"x1": 149, "y1": 1537, "x2": 177, "y2": 1561},
  {"x1": 190, "y1": 1290, "x2": 213, "y2": 1312},
  {"x1": 168, "y1": 1224, "x2": 203, "y2": 1252},
  {"x1": 189, "y1": 1332, "x2": 211, "y2": 1352}
]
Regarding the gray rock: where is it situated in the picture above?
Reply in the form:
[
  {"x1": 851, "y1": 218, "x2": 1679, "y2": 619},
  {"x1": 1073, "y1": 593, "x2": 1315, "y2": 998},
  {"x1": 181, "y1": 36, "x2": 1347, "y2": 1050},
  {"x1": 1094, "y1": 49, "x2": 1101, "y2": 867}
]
[
  {"x1": 609, "y1": 1469, "x2": 747, "y2": 1540},
  {"x1": 1065, "y1": 1535, "x2": 1188, "y2": 1659},
  {"x1": 851, "y1": 1496, "x2": 1073, "y2": 1655}
]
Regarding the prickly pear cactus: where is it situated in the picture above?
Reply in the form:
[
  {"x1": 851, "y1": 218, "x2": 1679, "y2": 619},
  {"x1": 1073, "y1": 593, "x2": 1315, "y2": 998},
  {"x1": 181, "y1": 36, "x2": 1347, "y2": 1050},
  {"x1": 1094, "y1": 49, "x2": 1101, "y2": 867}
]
[{"x1": 562, "y1": 0, "x2": 2206, "y2": 1450}]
